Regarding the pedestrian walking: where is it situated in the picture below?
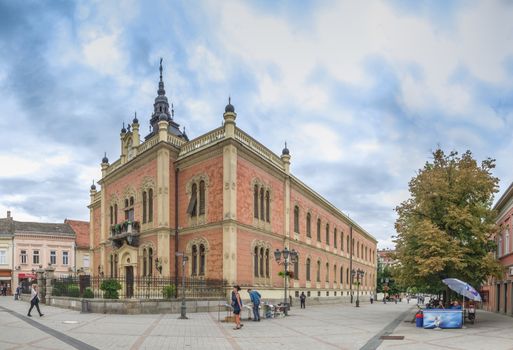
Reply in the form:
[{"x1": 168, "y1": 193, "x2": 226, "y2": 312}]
[
  {"x1": 300, "y1": 292, "x2": 306, "y2": 309},
  {"x1": 14, "y1": 285, "x2": 20, "y2": 300},
  {"x1": 370, "y1": 296, "x2": 374, "y2": 304},
  {"x1": 247, "y1": 288, "x2": 261, "y2": 321},
  {"x1": 27, "y1": 284, "x2": 43, "y2": 317},
  {"x1": 231, "y1": 285, "x2": 243, "y2": 330}
]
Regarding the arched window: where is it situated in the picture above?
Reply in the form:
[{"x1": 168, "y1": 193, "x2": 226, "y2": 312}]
[
  {"x1": 293, "y1": 258, "x2": 299, "y2": 280},
  {"x1": 346, "y1": 268, "x2": 349, "y2": 285},
  {"x1": 254, "y1": 185, "x2": 259, "y2": 219},
  {"x1": 306, "y1": 258, "x2": 311, "y2": 281},
  {"x1": 254, "y1": 247, "x2": 259, "y2": 277},
  {"x1": 190, "y1": 184, "x2": 198, "y2": 217},
  {"x1": 110, "y1": 206, "x2": 114, "y2": 226},
  {"x1": 325, "y1": 262, "x2": 329, "y2": 282},
  {"x1": 317, "y1": 219, "x2": 321, "y2": 241},
  {"x1": 114, "y1": 254, "x2": 118, "y2": 278},
  {"x1": 265, "y1": 191, "x2": 270, "y2": 222},
  {"x1": 316, "y1": 260, "x2": 321, "y2": 282},
  {"x1": 192, "y1": 245, "x2": 198, "y2": 275},
  {"x1": 505, "y1": 230, "x2": 510, "y2": 255},
  {"x1": 265, "y1": 249, "x2": 270, "y2": 278},
  {"x1": 334, "y1": 228, "x2": 337, "y2": 248},
  {"x1": 110, "y1": 255, "x2": 114, "y2": 278},
  {"x1": 326, "y1": 224, "x2": 330, "y2": 245},
  {"x1": 199, "y1": 244, "x2": 205, "y2": 275},
  {"x1": 148, "y1": 248, "x2": 153, "y2": 276},
  {"x1": 498, "y1": 236, "x2": 503, "y2": 257},
  {"x1": 346, "y1": 236, "x2": 350, "y2": 253},
  {"x1": 306, "y1": 213, "x2": 311, "y2": 238},
  {"x1": 294, "y1": 206, "x2": 299, "y2": 233},
  {"x1": 114, "y1": 204, "x2": 118, "y2": 224},
  {"x1": 341, "y1": 232, "x2": 344, "y2": 251},
  {"x1": 333, "y1": 264, "x2": 337, "y2": 284},
  {"x1": 142, "y1": 191, "x2": 147, "y2": 223},
  {"x1": 148, "y1": 189, "x2": 153, "y2": 222},
  {"x1": 260, "y1": 188, "x2": 264, "y2": 221},
  {"x1": 340, "y1": 266, "x2": 343, "y2": 284},
  {"x1": 199, "y1": 180, "x2": 206, "y2": 215},
  {"x1": 143, "y1": 249, "x2": 147, "y2": 277},
  {"x1": 259, "y1": 247, "x2": 264, "y2": 277},
  {"x1": 357, "y1": 242, "x2": 360, "y2": 258}
]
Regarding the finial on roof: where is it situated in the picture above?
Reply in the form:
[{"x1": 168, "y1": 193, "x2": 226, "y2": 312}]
[
  {"x1": 225, "y1": 96, "x2": 235, "y2": 113},
  {"x1": 171, "y1": 103, "x2": 174, "y2": 118},
  {"x1": 133, "y1": 111, "x2": 138, "y2": 124},
  {"x1": 90, "y1": 180, "x2": 96, "y2": 191},
  {"x1": 159, "y1": 57, "x2": 163, "y2": 82},
  {"x1": 121, "y1": 122, "x2": 126, "y2": 133},
  {"x1": 282, "y1": 141, "x2": 290, "y2": 155},
  {"x1": 102, "y1": 152, "x2": 109, "y2": 164}
]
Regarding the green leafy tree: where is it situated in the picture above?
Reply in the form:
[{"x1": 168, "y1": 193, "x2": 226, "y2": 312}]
[
  {"x1": 100, "y1": 279, "x2": 122, "y2": 299},
  {"x1": 394, "y1": 149, "x2": 502, "y2": 293}
]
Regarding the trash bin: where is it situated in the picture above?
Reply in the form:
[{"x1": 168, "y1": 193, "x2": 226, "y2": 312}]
[{"x1": 415, "y1": 312, "x2": 423, "y2": 328}]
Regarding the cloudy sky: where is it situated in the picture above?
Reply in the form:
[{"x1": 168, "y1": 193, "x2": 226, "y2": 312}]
[{"x1": 1, "y1": 0, "x2": 513, "y2": 248}]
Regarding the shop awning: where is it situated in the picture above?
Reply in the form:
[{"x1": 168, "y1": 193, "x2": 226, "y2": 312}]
[{"x1": 18, "y1": 273, "x2": 37, "y2": 279}]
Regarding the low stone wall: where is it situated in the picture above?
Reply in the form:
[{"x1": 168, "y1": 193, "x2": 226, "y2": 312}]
[{"x1": 47, "y1": 296, "x2": 228, "y2": 314}]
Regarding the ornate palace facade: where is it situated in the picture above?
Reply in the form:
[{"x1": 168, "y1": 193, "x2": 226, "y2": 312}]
[{"x1": 89, "y1": 62, "x2": 377, "y2": 299}]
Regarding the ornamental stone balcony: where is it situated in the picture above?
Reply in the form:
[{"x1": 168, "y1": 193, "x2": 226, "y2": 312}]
[{"x1": 109, "y1": 221, "x2": 140, "y2": 248}]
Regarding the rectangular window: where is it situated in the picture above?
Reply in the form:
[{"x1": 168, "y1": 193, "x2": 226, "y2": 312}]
[
  {"x1": 63, "y1": 251, "x2": 69, "y2": 265},
  {"x1": 83, "y1": 255, "x2": 90, "y2": 268},
  {"x1": 33, "y1": 250, "x2": 39, "y2": 264},
  {"x1": 50, "y1": 251, "x2": 56, "y2": 265},
  {"x1": 21, "y1": 250, "x2": 27, "y2": 264},
  {"x1": 0, "y1": 250, "x2": 6, "y2": 264}
]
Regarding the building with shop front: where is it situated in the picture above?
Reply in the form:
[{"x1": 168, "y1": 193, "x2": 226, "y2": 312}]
[
  {"x1": 89, "y1": 61, "x2": 378, "y2": 300},
  {"x1": 481, "y1": 182, "x2": 513, "y2": 315},
  {"x1": 0, "y1": 212, "x2": 77, "y2": 291},
  {"x1": 0, "y1": 211, "x2": 14, "y2": 294},
  {"x1": 65, "y1": 219, "x2": 91, "y2": 274}
]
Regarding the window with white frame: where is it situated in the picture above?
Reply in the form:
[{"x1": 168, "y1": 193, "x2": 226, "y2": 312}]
[
  {"x1": 33, "y1": 250, "x2": 39, "y2": 264},
  {"x1": 50, "y1": 251, "x2": 56, "y2": 265},
  {"x1": 498, "y1": 236, "x2": 503, "y2": 258},
  {"x1": 0, "y1": 250, "x2": 6, "y2": 264},
  {"x1": 20, "y1": 250, "x2": 27, "y2": 264},
  {"x1": 63, "y1": 251, "x2": 69, "y2": 265},
  {"x1": 83, "y1": 255, "x2": 90, "y2": 268}
]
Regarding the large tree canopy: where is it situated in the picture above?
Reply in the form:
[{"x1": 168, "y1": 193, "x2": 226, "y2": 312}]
[{"x1": 394, "y1": 149, "x2": 502, "y2": 292}]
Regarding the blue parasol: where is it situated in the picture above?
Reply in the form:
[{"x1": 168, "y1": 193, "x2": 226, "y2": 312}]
[{"x1": 442, "y1": 278, "x2": 482, "y2": 302}]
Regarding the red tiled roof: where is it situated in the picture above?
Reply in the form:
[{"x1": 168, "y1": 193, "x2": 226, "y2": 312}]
[{"x1": 65, "y1": 219, "x2": 90, "y2": 249}]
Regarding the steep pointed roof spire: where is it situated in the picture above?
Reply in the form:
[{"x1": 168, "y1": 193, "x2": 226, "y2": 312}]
[{"x1": 158, "y1": 57, "x2": 165, "y2": 96}]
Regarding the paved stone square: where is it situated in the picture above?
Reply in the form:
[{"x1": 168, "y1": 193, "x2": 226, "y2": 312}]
[{"x1": 1, "y1": 297, "x2": 512, "y2": 350}]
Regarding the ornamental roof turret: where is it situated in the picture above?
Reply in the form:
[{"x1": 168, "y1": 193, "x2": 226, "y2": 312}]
[{"x1": 145, "y1": 58, "x2": 187, "y2": 141}]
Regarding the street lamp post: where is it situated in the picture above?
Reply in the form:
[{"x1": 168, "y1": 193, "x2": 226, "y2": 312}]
[
  {"x1": 175, "y1": 252, "x2": 189, "y2": 319},
  {"x1": 351, "y1": 268, "x2": 365, "y2": 307},
  {"x1": 274, "y1": 247, "x2": 298, "y2": 316}
]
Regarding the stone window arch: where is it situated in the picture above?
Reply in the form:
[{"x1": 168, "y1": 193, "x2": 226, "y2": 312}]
[
  {"x1": 251, "y1": 240, "x2": 272, "y2": 285},
  {"x1": 294, "y1": 205, "x2": 300, "y2": 233},
  {"x1": 316, "y1": 260, "x2": 321, "y2": 282},
  {"x1": 334, "y1": 228, "x2": 337, "y2": 248},
  {"x1": 293, "y1": 256, "x2": 299, "y2": 280},
  {"x1": 333, "y1": 264, "x2": 337, "y2": 284},
  {"x1": 325, "y1": 262, "x2": 329, "y2": 282},
  {"x1": 306, "y1": 212, "x2": 311, "y2": 238},
  {"x1": 186, "y1": 174, "x2": 210, "y2": 226},
  {"x1": 186, "y1": 237, "x2": 210, "y2": 277},
  {"x1": 109, "y1": 194, "x2": 120, "y2": 227},
  {"x1": 251, "y1": 179, "x2": 272, "y2": 225},
  {"x1": 317, "y1": 218, "x2": 321, "y2": 242},
  {"x1": 306, "y1": 258, "x2": 311, "y2": 281},
  {"x1": 141, "y1": 177, "x2": 155, "y2": 224},
  {"x1": 326, "y1": 223, "x2": 330, "y2": 245},
  {"x1": 340, "y1": 265, "x2": 344, "y2": 285}
]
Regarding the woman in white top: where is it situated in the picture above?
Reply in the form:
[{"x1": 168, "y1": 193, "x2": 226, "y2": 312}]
[{"x1": 27, "y1": 284, "x2": 43, "y2": 317}]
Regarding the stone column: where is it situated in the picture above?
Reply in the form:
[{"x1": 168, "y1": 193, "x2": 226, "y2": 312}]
[
  {"x1": 222, "y1": 143, "x2": 238, "y2": 284},
  {"x1": 157, "y1": 147, "x2": 171, "y2": 276},
  {"x1": 36, "y1": 268, "x2": 45, "y2": 303},
  {"x1": 44, "y1": 266, "x2": 56, "y2": 302}
]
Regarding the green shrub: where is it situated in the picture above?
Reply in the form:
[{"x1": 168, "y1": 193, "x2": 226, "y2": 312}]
[
  {"x1": 83, "y1": 287, "x2": 94, "y2": 299},
  {"x1": 68, "y1": 285, "x2": 80, "y2": 297},
  {"x1": 100, "y1": 279, "x2": 122, "y2": 299},
  {"x1": 162, "y1": 284, "x2": 176, "y2": 299}
]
